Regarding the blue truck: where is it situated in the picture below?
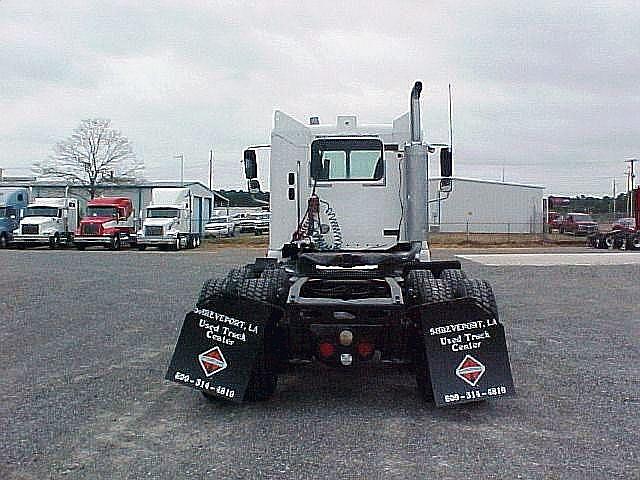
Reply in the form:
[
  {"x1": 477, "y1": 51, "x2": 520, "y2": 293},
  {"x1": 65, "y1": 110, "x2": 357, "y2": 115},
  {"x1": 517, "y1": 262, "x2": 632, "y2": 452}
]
[{"x1": 0, "y1": 187, "x2": 29, "y2": 248}]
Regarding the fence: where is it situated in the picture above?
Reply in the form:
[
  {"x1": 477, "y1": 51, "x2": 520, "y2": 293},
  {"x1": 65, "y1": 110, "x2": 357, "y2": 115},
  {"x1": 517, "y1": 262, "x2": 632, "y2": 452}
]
[{"x1": 428, "y1": 222, "x2": 576, "y2": 246}]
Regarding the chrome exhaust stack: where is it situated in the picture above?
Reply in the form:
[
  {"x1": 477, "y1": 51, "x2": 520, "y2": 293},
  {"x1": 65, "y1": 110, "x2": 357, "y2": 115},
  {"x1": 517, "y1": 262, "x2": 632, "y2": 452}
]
[{"x1": 403, "y1": 81, "x2": 429, "y2": 249}]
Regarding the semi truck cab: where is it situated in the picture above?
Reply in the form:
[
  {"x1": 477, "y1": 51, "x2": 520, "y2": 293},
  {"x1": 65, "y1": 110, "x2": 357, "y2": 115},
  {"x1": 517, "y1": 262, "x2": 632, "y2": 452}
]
[
  {"x1": 75, "y1": 197, "x2": 135, "y2": 250},
  {"x1": 0, "y1": 188, "x2": 29, "y2": 248},
  {"x1": 137, "y1": 188, "x2": 201, "y2": 250},
  {"x1": 12, "y1": 197, "x2": 78, "y2": 248}
]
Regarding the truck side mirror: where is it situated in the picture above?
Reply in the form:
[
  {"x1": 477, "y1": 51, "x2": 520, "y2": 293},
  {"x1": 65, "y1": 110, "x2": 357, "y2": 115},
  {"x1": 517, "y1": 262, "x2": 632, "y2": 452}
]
[
  {"x1": 244, "y1": 150, "x2": 257, "y2": 179},
  {"x1": 440, "y1": 147, "x2": 452, "y2": 177},
  {"x1": 248, "y1": 179, "x2": 261, "y2": 194}
]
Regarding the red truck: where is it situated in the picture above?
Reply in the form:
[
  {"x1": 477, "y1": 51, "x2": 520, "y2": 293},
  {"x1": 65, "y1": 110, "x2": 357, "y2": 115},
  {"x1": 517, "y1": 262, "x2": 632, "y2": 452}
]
[
  {"x1": 74, "y1": 197, "x2": 136, "y2": 250},
  {"x1": 546, "y1": 211, "x2": 564, "y2": 231},
  {"x1": 560, "y1": 212, "x2": 599, "y2": 236},
  {"x1": 588, "y1": 188, "x2": 640, "y2": 250}
]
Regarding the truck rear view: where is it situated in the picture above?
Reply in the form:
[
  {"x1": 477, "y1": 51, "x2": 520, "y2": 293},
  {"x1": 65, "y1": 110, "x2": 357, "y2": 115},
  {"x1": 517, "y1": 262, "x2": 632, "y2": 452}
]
[{"x1": 166, "y1": 82, "x2": 515, "y2": 407}]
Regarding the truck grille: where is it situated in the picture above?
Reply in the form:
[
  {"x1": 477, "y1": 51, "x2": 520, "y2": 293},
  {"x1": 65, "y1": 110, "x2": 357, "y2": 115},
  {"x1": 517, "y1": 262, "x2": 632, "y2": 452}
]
[
  {"x1": 22, "y1": 224, "x2": 38, "y2": 235},
  {"x1": 145, "y1": 226, "x2": 163, "y2": 236},
  {"x1": 82, "y1": 223, "x2": 100, "y2": 235}
]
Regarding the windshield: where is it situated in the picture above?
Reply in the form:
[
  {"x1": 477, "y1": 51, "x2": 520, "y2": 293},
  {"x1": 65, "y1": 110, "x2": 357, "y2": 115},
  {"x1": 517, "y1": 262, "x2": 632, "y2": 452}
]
[
  {"x1": 311, "y1": 138, "x2": 384, "y2": 181},
  {"x1": 24, "y1": 206, "x2": 60, "y2": 217},
  {"x1": 87, "y1": 206, "x2": 118, "y2": 218},
  {"x1": 147, "y1": 208, "x2": 179, "y2": 218},
  {"x1": 572, "y1": 214, "x2": 593, "y2": 222},
  {"x1": 0, "y1": 208, "x2": 6, "y2": 218},
  {"x1": 208, "y1": 216, "x2": 228, "y2": 223}
]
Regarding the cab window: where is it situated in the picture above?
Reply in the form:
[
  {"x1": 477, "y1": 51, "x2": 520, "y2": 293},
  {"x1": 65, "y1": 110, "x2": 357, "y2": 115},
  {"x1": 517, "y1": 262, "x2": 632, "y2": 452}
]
[{"x1": 311, "y1": 138, "x2": 384, "y2": 181}]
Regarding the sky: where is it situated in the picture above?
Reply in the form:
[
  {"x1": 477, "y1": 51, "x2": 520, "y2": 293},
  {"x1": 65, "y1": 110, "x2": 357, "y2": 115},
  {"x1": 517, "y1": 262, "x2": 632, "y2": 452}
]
[{"x1": 1, "y1": 0, "x2": 638, "y2": 196}]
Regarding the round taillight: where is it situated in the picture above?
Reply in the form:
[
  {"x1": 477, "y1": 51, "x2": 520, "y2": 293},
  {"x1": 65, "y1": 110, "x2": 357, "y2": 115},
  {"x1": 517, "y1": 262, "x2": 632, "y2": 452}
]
[
  {"x1": 357, "y1": 342, "x2": 374, "y2": 358},
  {"x1": 318, "y1": 342, "x2": 335, "y2": 358}
]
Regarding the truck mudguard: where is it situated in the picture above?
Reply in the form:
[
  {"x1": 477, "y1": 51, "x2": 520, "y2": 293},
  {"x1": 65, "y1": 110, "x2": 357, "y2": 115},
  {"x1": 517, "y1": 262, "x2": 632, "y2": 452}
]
[
  {"x1": 166, "y1": 296, "x2": 278, "y2": 403},
  {"x1": 415, "y1": 298, "x2": 515, "y2": 407}
]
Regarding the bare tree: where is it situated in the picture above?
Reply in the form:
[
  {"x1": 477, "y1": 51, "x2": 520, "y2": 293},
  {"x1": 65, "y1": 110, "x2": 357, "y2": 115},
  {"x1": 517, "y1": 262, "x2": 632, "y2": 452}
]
[{"x1": 33, "y1": 119, "x2": 144, "y2": 198}]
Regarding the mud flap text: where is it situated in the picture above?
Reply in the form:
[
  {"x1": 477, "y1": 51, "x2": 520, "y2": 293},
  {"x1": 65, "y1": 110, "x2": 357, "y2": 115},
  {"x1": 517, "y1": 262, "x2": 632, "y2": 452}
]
[
  {"x1": 165, "y1": 303, "x2": 267, "y2": 402},
  {"x1": 418, "y1": 298, "x2": 516, "y2": 407}
]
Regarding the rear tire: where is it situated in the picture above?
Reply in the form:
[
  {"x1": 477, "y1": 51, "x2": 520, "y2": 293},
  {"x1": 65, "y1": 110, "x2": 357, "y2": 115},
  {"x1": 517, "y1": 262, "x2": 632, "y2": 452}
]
[
  {"x1": 405, "y1": 273, "x2": 455, "y2": 402},
  {"x1": 76, "y1": 244, "x2": 86, "y2": 251},
  {"x1": 196, "y1": 275, "x2": 279, "y2": 402},
  {"x1": 240, "y1": 277, "x2": 280, "y2": 401},
  {"x1": 439, "y1": 269, "x2": 467, "y2": 292},
  {"x1": 456, "y1": 279, "x2": 499, "y2": 320},
  {"x1": 0, "y1": 233, "x2": 7, "y2": 249},
  {"x1": 138, "y1": 245, "x2": 147, "y2": 251},
  {"x1": 406, "y1": 271, "x2": 451, "y2": 304}
]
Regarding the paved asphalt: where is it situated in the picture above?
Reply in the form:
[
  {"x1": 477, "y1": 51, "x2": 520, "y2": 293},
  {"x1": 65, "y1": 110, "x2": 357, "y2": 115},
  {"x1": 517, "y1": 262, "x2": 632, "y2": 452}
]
[{"x1": 0, "y1": 246, "x2": 638, "y2": 479}]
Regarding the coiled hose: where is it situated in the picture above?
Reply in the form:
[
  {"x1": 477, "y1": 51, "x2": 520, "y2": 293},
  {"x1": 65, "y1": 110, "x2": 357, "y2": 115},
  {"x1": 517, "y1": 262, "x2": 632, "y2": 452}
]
[{"x1": 312, "y1": 200, "x2": 343, "y2": 250}]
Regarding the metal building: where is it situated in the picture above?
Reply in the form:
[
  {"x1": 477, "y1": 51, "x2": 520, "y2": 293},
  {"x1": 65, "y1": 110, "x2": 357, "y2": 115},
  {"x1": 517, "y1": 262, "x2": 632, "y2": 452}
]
[
  {"x1": 428, "y1": 177, "x2": 544, "y2": 234},
  {"x1": 0, "y1": 180, "x2": 228, "y2": 234}
]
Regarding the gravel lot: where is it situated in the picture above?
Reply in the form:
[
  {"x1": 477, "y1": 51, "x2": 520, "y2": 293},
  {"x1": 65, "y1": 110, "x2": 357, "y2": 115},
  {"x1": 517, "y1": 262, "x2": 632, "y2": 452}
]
[{"x1": 1, "y1": 247, "x2": 638, "y2": 479}]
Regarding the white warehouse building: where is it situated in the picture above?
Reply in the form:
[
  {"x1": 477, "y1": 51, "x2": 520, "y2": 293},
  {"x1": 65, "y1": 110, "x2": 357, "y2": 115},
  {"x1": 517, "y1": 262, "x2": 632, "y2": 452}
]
[{"x1": 428, "y1": 177, "x2": 544, "y2": 234}]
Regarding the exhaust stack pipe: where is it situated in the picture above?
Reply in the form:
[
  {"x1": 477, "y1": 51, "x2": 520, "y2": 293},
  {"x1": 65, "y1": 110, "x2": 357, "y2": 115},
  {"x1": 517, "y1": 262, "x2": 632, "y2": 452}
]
[
  {"x1": 410, "y1": 81, "x2": 423, "y2": 143},
  {"x1": 403, "y1": 81, "x2": 429, "y2": 251}
]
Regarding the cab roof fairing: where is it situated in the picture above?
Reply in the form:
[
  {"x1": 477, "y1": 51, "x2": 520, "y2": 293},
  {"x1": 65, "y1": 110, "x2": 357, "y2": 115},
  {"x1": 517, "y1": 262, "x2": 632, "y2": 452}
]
[
  {"x1": 272, "y1": 110, "x2": 411, "y2": 146},
  {"x1": 88, "y1": 197, "x2": 131, "y2": 207},
  {"x1": 28, "y1": 197, "x2": 76, "y2": 208}
]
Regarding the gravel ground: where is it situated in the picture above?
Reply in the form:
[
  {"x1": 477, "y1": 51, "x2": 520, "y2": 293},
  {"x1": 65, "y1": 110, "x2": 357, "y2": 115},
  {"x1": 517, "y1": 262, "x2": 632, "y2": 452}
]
[{"x1": 0, "y1": 247, "x2": 638, "y2": 479}]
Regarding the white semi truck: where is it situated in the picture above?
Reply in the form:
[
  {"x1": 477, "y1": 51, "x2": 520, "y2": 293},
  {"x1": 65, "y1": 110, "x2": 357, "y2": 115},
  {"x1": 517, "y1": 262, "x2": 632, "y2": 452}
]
[
  {"x1": 137, "y1": 188, "x2": 202, "y2": 250},
  {"x1": 167, "y1": 82, "x2": 515, "y2": 407},
  {"x1": 12, "y1": 197, "x2": 79, "y2": 248}
]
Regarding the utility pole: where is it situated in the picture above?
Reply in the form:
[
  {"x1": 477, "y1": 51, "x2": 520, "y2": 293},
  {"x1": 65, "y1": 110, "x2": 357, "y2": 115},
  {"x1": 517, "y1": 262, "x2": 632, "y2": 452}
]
[
  {"x1": 209, "y1": 149, "x2": 214, "y2": 190},
  {"x1": 626, "y1": 158, "x2": 637, "y2": 217},
  {"x1": 175, "y1": 154, "x2": 184, "y2": 186},
  {"x1": 612, "y1": 178, "x2": 616, "y2": 216}
]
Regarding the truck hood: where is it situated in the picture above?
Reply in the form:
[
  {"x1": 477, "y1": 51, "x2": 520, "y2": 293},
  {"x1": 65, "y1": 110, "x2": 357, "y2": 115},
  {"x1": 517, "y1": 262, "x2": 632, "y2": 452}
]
[
  {"x1": 143, "y1": 218, "x2": 176, "y2": 227},
  {"x1": 80, "y1": 216, "x2": 115, "y2": 225},
  {"x1": 21, "y1": 217, "x2": 57, "y2": 226}
]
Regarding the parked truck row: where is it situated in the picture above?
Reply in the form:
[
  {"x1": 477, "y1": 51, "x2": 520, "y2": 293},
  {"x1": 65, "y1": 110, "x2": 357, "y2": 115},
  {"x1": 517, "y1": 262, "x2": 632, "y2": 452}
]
[{"x1": 0, "y1": 187, "x2": 208, "y2": 251}]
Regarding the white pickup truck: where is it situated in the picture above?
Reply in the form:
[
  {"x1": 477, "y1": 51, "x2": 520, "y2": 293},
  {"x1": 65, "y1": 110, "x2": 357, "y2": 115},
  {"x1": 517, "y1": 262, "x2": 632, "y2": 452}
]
[
  {"x1": 137, "y1": 188, "x2": 201, "y2": 250},
  {"x1": 12, "y1": 197, "x2": 79, "y2": 248}
]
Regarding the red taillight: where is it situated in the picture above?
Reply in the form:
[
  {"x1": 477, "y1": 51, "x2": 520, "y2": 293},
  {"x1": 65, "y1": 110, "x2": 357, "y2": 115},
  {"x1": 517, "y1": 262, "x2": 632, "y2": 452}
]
[
  {"x1": 318, "y1": 342, "x2": 335, "y2": 358},
  {"x1": 357, "y1": 342, "x2": 374, "y2": 358}
]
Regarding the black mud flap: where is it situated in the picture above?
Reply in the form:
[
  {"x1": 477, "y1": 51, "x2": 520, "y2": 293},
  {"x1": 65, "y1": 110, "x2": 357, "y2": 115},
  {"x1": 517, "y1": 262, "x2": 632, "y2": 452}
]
[
  {"x1": 165, "y1": 298, "x2": 272, "y2": 403},
  {"x1": 415, "y1": 298, "x2": 515, "y2": 407}
]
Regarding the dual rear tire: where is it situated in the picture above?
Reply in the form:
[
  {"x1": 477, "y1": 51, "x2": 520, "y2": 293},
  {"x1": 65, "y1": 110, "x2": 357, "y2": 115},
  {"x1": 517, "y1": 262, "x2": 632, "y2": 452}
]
[{"x1": 407, "y1": 269, "x2": 498, "y2": 401}]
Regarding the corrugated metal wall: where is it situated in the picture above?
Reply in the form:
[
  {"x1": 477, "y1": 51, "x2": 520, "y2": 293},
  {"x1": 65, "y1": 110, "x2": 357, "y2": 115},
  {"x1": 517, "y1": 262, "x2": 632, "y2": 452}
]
[{"x1": 428, "y1": 178, "x2": 544, "y2": 233}]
